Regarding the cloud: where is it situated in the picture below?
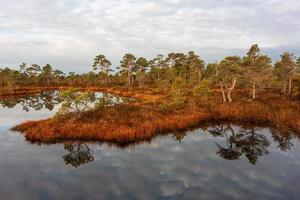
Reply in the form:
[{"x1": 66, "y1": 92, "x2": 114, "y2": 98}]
[
  {"x1": 0, "y1": 0, "x2": 299, "y2": 72},
  {"x1": 2, "y1": 125, "x2": 300, "y2": 199}
]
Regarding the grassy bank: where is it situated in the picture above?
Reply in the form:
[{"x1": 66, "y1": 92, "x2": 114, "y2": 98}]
[
  {"x1": 0, "y1": 85, "x2": 165, "y2": 102},
  {"x1": 0, "y1": 86, "x2": 67, "y2": 97},
  {"x1": 12, "y1": 87, "x2": 300, "y2": 144}
]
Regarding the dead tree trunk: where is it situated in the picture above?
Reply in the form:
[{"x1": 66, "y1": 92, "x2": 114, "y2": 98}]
[
  {"x1": 288, "y1": 75, "x2": 292, "y2": 95},
  {"x1": 221, "y1": 84, "x2": 227, "y2": 103},
  {"x1": 252, "y1": 82, "x2": 256, "y2": 99},
  {"x1": 227, "y1": 78, "x2": 236, "y2": 103},
  {"x1": 283, "y1": 80, "x2": 287, "y2": 94},
  {"x1": 128, "y1": 60, "x2": 133, "y2": 85}
]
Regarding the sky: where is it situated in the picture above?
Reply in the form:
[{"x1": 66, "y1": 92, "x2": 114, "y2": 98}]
[{"x1": 0, "y1": 0, "x2": 300, "y2": 73}]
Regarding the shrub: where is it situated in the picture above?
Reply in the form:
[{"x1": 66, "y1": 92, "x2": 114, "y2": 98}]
[
  {"x1": 193, "y1": 79, "x2": 212, "y2": 105},
  {"x1": 171, "y1": 77, "x2": 188, "y2": 107},
  {"x1": 57, "y1": 88, "x2": 96, "y2": 116}
]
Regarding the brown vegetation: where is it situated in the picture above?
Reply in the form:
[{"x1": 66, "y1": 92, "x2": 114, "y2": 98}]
[
  {"x1": 4, "y1": 44, "x2": 300, "y2": 144},
  {"x1": 12, "y1": 88, "x2": 300, "y2": 145},
  {"x1": 0, "y1": 86, "x2": 66, "y2": 98}
]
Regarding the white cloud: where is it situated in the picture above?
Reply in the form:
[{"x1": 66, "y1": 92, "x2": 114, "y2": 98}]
[{"x1": 0, "y1": 0, "x2": 299, "y2": 72}]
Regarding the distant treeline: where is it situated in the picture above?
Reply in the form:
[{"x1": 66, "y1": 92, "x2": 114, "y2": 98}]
[{"x1": 1, "y1": 44, "x2": 300, "y2": 101}]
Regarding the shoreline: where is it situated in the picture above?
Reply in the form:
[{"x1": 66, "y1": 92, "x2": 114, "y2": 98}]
[
  {"x1": 10, "y1": 87, "x2": 300, "y2": 145},
  {"x1": 0, "y1": 86, "x2": 67, "y2": 98},
  {"x1": 0, "y1": 86, "x2": 164, "y2": 103}
]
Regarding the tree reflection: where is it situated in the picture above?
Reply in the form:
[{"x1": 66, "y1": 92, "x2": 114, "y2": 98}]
[
  {"x1": 40, "y1": 91, "x2": 60, "y2": 111},
  {"x1": 0, "y1": 91, "x2": 132, "y2": 113},
  {"x1": 63, "y1": 142, "x2": 95, "y2": 168},
  {"x1": 271, "y1": 128, "x2": 294, "y2": 151},
  {"x1": 215, "y1": 124, "x2": 242, "y2": 160},
  {"x1": 0, "y1": 98, "x2": 19, "y2": 108},
  {"x1": 209, "y1": 124, "x2": 270, "y2": 164},
  {"x1": 172, "y1": 131, "x2": 186, "y2": 143},
  {"x1": 0, "y1": 91, "x2": 62, "y2": 111},
  {"x1": 236, "y1": 127, "x2": 270, "y2": 164}
]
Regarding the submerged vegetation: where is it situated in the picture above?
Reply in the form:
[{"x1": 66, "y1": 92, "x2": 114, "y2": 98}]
[{"x1": 1, "y1": 44, "x2": 300, "y2": 144}]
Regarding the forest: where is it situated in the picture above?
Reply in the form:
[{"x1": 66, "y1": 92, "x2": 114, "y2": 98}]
[
  {"x1": 1, "y1": 44, "x2": 300, "y2": 99},
  {"x1": 1, "y1": 44, "x2": 300, "y2": 144}
]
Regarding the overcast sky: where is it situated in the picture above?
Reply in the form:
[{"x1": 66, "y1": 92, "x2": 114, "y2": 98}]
[{"x1": 0, "y1": 0, "x2": 299, "y2": 72}]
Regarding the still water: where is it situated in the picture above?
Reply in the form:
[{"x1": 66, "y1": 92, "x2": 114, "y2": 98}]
[{"x1": 0, "y1": 91, "x2": 300, "y2": 200}]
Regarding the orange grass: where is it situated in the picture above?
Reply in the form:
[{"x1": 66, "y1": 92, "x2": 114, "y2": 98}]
[
  {"x1": 0, "y1": 86, "x2": 67, "y2": 97},
  {"x1": 13, "y1": 96, "x2": 300, "y2": 144},
  {"x1": 0, "y1": 85, "x2": 164, "y2": 103}
]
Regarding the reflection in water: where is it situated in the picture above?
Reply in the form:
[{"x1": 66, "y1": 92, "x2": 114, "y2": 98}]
[
  {"x1": 63, "y1": 142, "x2": 95, "y2": 168},
  {"x1": 172, "y1": 131, "x2": 186, "y2": 143},
  {"x1": 214, "y1": 125, "x2": 243, "y2": 161},
  {"x1": 62, "y1": 123, "x2": 296, "y2": 168},
  {"x1": 0, "y1": 92, "x2": 297, "y2": 167},
  {"x1": 271, "y1": 129, "x2": 294, "y2": 151},
  {"x1": 237, "y1": 126, "x2": 270, "y2": 164},
  {"x1": 1, "y1": 92, "x2": 300, "y2": 199},
  {"x1": 207, "y1": 124, "x2": 270, "y2": 164},
  {"x1": 0, "y1": 91, "x2": 62, "y2": 111},
  {"x1": 0, "y1": 91, "x2": 129, "y2": 112}
]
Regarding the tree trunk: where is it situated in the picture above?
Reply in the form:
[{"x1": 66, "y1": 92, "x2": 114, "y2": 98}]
[
  {"x1": 268, "y1": 75, "x2": 272, "y2": 88},
  {"x1": 221, "y1": 85, "x2": 227, "y2": 103},
  {"x1": 283, "y1": 80, "x2": 287, "y2": 94},
  {"x1": 227, "y1": 78, "x2": 236, "y2": 103},
  {"x1": 252, "y1": 82, "x2": 256, "y2": 99},
  {"x1": 105, "y1": 75, "x2": 109, "y2": 86},
  {"x1": 227, "y1": 90, "x2": 232, "y2": 103},
  {"x1": 128, "y1": 61, "x2": 133, "y2": 85},
  {"x1": 128, "y1": 72, "x2": 131, "y2": 85},
  {"x1": 198, "y1": 69, "x2": 202, "y2": 84},
  {"x1": 288, "y1": 75, "x2": 292, "y2": 95}
]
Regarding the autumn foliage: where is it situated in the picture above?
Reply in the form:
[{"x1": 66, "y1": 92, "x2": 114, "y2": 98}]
[{"x1": 13, "y1": 87, "x2": 300, "y2": 145}]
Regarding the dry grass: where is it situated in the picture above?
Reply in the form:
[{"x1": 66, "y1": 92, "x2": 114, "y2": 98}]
[
  {"x1": 13, "y1": 92, "x2": 300, "y2": 144},
  {"x1": 0, "y1": 85, "x2": 165, "y2": 104},
  {"x1": 0, "y1": 86, "x2": 67, "y2": 97}
]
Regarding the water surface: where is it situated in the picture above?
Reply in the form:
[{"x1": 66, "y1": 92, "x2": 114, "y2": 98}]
[{"x1": 0, "y1": 91, "x2": 300, "y2": 200}]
